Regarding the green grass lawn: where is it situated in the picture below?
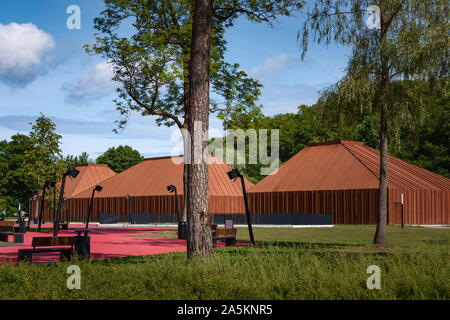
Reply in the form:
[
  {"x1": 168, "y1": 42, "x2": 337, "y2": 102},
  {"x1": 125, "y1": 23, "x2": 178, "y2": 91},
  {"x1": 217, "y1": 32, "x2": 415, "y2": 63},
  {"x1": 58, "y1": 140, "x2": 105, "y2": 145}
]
[{"x1": 0, "y1": 225, "x2": 448, "y2": 300}]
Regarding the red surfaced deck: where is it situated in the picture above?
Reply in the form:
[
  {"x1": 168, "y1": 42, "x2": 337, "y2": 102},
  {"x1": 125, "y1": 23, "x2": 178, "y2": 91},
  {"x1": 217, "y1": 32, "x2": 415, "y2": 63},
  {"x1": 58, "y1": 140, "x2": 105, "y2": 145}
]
[{"x1": 0, "y1": 224, "x2": 249, "y2": 265}]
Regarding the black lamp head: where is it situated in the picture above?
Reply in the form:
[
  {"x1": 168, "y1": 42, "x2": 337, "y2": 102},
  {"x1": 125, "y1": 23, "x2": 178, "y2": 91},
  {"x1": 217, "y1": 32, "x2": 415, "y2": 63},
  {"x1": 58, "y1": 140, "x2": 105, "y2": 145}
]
[
  {"x1": 67, "y1": 167, "x2": 80, "y2": 179},
  {"x1": 167, "y1": 185, "x2": 176, "y2": 193},
  {"x1": 94, "y1": 185, "x2": 103, "y2": 192},
  {"x1": 227, "y1": 169, "x2": 241, "y2": 181}
]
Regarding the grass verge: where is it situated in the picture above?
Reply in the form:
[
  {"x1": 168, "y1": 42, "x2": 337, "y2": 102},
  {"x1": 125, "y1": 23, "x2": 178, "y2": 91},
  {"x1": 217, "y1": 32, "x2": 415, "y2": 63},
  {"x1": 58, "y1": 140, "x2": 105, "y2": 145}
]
[{"x1": 0, "y1": 225, "x2": 448, "y2": 300}]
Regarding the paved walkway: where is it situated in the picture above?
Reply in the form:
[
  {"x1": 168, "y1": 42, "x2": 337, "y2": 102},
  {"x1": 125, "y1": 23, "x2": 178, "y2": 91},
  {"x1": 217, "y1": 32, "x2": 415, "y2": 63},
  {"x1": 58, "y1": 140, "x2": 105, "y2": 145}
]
[
  {"x1": 0, "y1": 225, "x2": 224, "y2": 265},
  {"x1": 0, "y1": 225, "x2": 180, "y2": 264}
]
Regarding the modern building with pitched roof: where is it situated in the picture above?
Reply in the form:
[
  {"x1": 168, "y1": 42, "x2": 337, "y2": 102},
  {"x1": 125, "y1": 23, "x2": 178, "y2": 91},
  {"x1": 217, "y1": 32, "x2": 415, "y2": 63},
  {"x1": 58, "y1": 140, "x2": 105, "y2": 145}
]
[
  {"x1": 59, "y1": 155, "x2": 253, "y2": 223},
  {"x1": 32, "y1": 163, "x2": 116, "y2": 222},
  {"x1": 249, "y1": 141, "x2": 450, "y2": 225},
  {"x1": 59, "y1": 163, "x2": 117, "y2": 198}
]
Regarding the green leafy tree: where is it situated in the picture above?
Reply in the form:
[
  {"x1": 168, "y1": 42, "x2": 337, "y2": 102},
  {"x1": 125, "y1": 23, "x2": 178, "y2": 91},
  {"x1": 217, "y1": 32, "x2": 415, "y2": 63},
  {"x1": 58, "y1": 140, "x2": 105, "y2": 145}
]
[
  {"x1": 0, "y1": 135, "x2": 36, "y2": 215},
  {"x1": 84, "y1": 0, "x2": 269, "y2": 133},
  {"x1": 222, "y1": 79, "x2": 449, "y2": 183},
  {"x1": 310, "y1": 79, "x2": 449, "y2": 178},
  {"x1": 0, "y1": 196, "x2": 5, "y2": 214},
  {"x1": 186, "y1": 0, "x2": 306, "y2": 257},
  {"x1": 219, "y1": 104, "x2": 317, "y2": 182},
  {"x1": 87, "y1": 0, "x2": 305, "y2": 257},
  {"x1": 299, "y1": 0, "x2": 448, "y2": 245},
  {"x1": 388, "y1": 80, "x2": 449, "y2": 177},
  {"x1": 96, "y1": 145, "x2": 143, "y2": 173},
  {"x1": 86, "y1": 0, "x2": 264, "y2": 228},
  {"x1": 63, "y1": 152, "x2": 93, "y2": 168},
  {"x1": 25, "y1": 114, "x2": 62, "y2": 188},
  {"x1": 0, "y1": 114, "x2": 64, "y2": 216}
]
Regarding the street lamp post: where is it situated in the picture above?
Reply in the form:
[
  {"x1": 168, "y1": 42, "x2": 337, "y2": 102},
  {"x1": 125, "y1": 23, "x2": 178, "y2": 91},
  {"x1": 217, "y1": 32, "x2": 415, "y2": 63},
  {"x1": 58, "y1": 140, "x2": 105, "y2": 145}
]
[
  {"x1": 17, "y1": 203, "x2": 24, "y2": 227},
  {"x1": 126, "y1": 194, "x2": 135, "y2": 215},
  {"x1": 401, "y1": 193, "x2": 404, "y2": 229},
  {"x1": 167, "y1": 185, "x2": 185, "y2": 239},
  {"x1": 38, "y1": 181, "x2": 55, "y2": 232},
  {"x1": 227, "y1": 169, "x2": 256, "y2": 245},
  {"x1": 27, "y1": 189, "x2": 41, "y2": 229},
  {"x1": 54, "y1": 167, "x2": 79, "y2": 237},
  {"x1": 53, "y1": 172, "x2": 56, "y2": 224},
  {"x1": 86, "y1": 185, "x2": 102, "y2": 229},
  {"x1": 167, "y1": 185, "x2": 180, "y2": 222}
]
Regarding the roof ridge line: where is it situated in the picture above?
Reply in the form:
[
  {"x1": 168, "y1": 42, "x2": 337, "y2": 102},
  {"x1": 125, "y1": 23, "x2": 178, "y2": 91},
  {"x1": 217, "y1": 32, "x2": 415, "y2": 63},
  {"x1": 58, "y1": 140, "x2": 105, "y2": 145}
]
[
  {"x1": 69, "y1": 167, "x2": 117, "y2": 198},
  {"x1": 75, "y1": 163, "x2": 108, "y2": 167},
  {"x1": 340, "y1": 142, "x2": 380, "y2": 182},
  {"x1": 65, "y1": 169, "x2": 85, "y2": 197}
]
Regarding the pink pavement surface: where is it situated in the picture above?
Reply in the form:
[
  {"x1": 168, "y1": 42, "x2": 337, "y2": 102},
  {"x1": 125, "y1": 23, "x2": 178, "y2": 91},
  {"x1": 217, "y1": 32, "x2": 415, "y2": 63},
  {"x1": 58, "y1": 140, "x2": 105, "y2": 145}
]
[{"x1": 0, "y1": 224, "x2": 248, "y2": 265}]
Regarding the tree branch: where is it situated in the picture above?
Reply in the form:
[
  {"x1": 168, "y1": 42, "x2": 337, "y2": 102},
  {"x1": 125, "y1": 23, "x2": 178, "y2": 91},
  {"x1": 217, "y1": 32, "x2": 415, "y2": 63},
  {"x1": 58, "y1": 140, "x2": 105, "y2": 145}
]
[
  {"x1": 213, "y1": 0, "x2": 300, "y2": 24},
  {"x1": 127, "y1": 90, "x2": 183, "y2": 129},
  {"x1": 304, "y1": 9, "x2": 367, "y2": 25}
]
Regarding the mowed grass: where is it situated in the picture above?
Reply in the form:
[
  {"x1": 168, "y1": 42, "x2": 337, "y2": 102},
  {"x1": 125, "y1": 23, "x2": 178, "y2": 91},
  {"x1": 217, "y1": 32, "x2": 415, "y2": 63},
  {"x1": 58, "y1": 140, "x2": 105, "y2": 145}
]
[{"x1": 0, "y1": 225, "x2": 448, "y2": 300}]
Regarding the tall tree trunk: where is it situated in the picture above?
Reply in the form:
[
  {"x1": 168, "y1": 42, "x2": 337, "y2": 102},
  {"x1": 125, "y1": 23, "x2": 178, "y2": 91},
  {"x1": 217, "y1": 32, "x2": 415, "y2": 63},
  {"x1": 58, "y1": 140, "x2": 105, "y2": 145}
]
[
  {"x1": 374, "y1": 9, "x2": 389, "y2": 245},
  {"x1": 182, "y1": 78, "x2": 190, "y2": 222},
  {"x1": 186, "y1": 0, "x2": 213, "y2": 258},
  {"x1": 182, "y1": 127, "x2": 189, "y2": 222},
  {"x1": 374, "y1": 96, "x2": 388, "y2": 245}
]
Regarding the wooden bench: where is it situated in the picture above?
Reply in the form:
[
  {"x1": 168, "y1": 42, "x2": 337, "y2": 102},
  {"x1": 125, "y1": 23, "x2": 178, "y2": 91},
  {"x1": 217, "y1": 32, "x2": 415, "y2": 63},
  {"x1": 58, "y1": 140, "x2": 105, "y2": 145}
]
[
  {"x1": 17, "y1": 236, "x2": 75, "y2": 263},
  {"x1": 0, "y1": 221, "x2": 16, "y2": 242},
  {"x1": 212, "y1": 228, "x2": 237, "y2": 247},
  {"x1": 0, "y1": 221, "x2": 15, "y2": 227}
]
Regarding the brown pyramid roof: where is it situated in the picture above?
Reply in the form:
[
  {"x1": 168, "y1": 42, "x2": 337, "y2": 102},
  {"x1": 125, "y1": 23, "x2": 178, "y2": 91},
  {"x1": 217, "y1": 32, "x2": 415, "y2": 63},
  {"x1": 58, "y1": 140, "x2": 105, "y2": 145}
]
[
  {"x1": 61, "y1": 164, "x2": 116, "y2": 198},
  {"x1": 73, "y1": 155, "x2": 253, "y2": 198},
  {"x1": 250, "y1": 140, "x2": 450, "y2": 192}
]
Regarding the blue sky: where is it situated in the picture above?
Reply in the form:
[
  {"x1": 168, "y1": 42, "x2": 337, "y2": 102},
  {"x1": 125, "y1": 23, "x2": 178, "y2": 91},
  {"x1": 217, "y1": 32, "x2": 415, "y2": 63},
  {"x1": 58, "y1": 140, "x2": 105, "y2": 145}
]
[{"x1": 0, "y1": 0, "x2": 351, "y2": 159}]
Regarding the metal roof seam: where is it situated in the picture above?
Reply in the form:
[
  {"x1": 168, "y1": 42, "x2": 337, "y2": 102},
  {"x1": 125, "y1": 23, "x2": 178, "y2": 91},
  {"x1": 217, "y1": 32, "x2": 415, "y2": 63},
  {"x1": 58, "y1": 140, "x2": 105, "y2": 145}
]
[
  {"x1": 341, "y1": 142, "x2": 381, "y2": 181},
  {"x1": 250, "y1": 140, "x2": 449, "y2": 192},
  {"x1": 71, "y1": 155, "x2": 252, "y2": 198},
  {"x1": 68, "y1": 164, "x2": 116, "y2": 198}
]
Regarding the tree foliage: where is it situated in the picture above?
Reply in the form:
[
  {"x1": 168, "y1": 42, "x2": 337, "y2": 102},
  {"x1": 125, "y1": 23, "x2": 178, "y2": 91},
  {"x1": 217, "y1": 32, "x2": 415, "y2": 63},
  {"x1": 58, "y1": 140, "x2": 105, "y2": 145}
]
[
  {"x1": 0, "y1": 116, "x2": 95, "y2": 215},
  {"x1": 63, "y1": 152, "x2": 93, "y2": 168},
  {"x1": 226, "y1": 79, "x2": 449, "y2": 183},
  {"x1": 0, "y1": 134, "x2": 35, "y2": 215},
  {"x1": 25, "y1": 113, "x2": 62, "y2": 187},
  {"x1": 298, "y1": 0, "x2": 448, "y2": 245},
  {"x1": 85, "y1": 0, "x2": 295, "y2": 131},
  {"x1": 96, "y1": 145, "x2": 144, "y2": 173}
]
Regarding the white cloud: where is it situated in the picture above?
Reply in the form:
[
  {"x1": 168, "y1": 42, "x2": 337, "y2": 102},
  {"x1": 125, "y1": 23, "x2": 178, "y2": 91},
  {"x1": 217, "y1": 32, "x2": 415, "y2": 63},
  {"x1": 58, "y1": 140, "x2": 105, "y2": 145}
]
[
  {"x1": 62, "y1": 61, "x2": 116, "y2": 104},
  {"x1": 0, "y1": 22, "x2": 55, "y2": 88},
  {"x1": 249, "y1": 54, "x2": 293, "y2": 79}
]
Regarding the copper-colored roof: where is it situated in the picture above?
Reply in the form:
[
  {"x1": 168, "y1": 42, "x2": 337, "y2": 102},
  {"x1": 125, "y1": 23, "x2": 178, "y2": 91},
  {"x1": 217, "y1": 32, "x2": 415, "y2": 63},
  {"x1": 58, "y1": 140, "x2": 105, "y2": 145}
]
[
  {"x1": 250, "y1": 140, "x2": 450, "y2": 192},
  {"x1": 62, "y1": 164, "x2": 117, "y2": 198},
  {"x1": 73, "y1": 155, "x2": 253, "y2": 198},
  {"x1": 342, "y1": 141, "x2": 450, "y2": 190}
]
